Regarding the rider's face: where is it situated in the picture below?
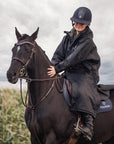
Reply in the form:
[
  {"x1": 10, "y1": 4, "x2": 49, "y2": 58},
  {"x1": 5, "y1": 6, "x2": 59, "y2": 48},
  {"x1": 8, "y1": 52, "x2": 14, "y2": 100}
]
[{"x1": 74, "y1": 22, "x2": 88, "y2": 32}]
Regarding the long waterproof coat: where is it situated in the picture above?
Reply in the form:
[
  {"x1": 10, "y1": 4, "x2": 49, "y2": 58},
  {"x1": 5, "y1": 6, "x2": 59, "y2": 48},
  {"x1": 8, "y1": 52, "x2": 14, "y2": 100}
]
[{"x1": 51, "y1": 26, "x2": 102, "y2": 117}]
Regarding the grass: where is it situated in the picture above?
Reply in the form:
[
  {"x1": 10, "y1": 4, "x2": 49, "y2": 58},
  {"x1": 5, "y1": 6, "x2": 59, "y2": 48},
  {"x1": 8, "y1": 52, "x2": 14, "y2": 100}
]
[{"x1": 0, "y1": 89, "x2": 30, "y2": 144}]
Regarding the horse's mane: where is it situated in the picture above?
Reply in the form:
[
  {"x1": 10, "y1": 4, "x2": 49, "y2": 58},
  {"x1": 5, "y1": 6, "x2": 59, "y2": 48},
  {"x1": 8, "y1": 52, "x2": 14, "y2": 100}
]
[{"x1": 35, "y1": 43, "x2": 51, "y2": 65}]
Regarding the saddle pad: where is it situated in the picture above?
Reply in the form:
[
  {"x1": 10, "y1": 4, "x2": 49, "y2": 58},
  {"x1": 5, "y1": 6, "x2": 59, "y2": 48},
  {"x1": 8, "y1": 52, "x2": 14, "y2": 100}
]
[{"x1": 97, "y1": 99, "x2": 112, "y2": 113}]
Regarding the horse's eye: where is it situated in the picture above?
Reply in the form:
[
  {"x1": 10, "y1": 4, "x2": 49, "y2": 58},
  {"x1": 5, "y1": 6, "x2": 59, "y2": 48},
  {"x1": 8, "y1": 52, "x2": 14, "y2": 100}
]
[
  {"x1": 14, "y1": 43, "x2": 17, "y2": 47},
  {"x1": 12, "y1": 47, "x2": 15, "y2": 52}
]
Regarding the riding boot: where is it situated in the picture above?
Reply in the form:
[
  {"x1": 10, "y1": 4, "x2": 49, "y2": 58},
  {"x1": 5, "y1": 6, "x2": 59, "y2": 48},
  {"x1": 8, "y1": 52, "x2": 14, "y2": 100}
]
[{"x1": 78, "y1": 113, "x2": 94, "y2": 141}]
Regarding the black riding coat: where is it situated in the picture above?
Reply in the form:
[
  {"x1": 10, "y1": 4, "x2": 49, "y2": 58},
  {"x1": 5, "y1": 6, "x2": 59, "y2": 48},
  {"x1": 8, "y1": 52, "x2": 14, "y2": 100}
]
[{"x1": 51, "y1": 26, "x2": 102, "y2": 117}]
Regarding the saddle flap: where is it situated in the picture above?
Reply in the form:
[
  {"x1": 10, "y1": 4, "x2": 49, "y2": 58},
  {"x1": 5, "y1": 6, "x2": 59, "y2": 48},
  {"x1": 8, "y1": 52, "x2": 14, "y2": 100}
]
[{"x1": 97, "y1": 99, "x2": 112, "y2": 113}]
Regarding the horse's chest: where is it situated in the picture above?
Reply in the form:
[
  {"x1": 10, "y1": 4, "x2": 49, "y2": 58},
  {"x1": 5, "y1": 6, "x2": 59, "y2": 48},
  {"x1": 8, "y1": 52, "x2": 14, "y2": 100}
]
[{"x1": 25, "y1": 109, "x2": 50, "y2": 133}]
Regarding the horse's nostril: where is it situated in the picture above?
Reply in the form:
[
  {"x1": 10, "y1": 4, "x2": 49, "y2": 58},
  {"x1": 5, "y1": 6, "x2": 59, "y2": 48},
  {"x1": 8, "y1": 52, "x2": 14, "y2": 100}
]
[{"x1": 13, "y1": 72, "x2": 17, "y2": 76}]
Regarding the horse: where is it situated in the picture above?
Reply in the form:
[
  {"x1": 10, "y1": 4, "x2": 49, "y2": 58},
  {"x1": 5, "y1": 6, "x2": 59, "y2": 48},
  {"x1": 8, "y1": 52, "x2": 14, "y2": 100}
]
[{"x1": 7, "y1": 27, "x2": 114, "y2": 144}]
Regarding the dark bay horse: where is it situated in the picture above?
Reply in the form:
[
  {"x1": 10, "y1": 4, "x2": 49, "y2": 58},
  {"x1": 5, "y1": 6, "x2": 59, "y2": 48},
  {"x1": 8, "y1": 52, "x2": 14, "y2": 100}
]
[{"x1": 7, "y1": 28, "x2": 114, "y2": 144}]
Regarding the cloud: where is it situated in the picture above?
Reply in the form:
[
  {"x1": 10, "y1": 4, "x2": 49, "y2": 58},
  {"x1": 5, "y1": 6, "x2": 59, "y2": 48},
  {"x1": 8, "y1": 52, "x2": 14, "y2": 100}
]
[{"x1": 0, "y1": 0, "x2": 114, "y2": 85}]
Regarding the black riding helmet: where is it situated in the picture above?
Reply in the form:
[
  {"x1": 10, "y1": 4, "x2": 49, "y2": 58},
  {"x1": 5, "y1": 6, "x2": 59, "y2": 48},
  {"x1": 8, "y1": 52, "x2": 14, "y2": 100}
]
[{"x1": 70, "y1": 7, "x2": 92, "y2": 25}]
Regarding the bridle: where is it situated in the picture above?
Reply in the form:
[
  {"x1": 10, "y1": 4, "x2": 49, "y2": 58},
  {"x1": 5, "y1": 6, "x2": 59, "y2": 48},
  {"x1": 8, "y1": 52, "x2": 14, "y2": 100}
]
[{"x1": 12, "y1": 40, "x2": 61, "y2": 105}]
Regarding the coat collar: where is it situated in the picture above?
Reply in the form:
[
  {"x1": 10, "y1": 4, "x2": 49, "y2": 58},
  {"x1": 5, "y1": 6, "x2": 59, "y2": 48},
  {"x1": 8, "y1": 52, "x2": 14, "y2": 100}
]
[{"x1": 64, "y1": 26, "x2": 93, "y2": 42}]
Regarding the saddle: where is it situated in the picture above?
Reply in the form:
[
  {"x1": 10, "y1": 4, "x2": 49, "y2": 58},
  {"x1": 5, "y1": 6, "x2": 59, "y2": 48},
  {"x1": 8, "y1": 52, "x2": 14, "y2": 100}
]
[{"x1": 63, "y1": 80, "x2": 114, "y2": 113}]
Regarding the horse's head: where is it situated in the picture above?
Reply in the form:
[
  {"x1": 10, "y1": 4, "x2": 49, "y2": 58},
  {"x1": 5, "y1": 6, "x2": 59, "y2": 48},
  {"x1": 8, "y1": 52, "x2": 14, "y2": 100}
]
[{"x1": 7, "y1": 27, "x2": 39, "y2": 84}]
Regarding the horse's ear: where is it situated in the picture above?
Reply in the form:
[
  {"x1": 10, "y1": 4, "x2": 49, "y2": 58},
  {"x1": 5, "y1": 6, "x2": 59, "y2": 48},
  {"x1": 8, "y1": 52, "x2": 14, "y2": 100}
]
[
  {"x1": 15, "y1": 27, "x2": 22, "y2": 40},
  {"x1": 31, "y1": 27, "x2": 39, "y2": 41}
]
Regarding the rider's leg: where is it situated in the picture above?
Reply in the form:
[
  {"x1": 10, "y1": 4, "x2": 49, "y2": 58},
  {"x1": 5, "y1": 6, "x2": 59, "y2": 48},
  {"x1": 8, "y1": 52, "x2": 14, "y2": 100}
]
[
  {"x1": 78, "y1": 112, "x2": 94, "y2": 141},
  {"x1": 70, "y1": 82, "x2": 94, "y2": 141}
]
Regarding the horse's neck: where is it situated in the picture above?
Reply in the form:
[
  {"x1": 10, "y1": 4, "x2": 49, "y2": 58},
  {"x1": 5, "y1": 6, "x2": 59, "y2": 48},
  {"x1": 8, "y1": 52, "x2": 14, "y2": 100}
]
[
  {"x1": 29, "y1": 45, "x2": 51, "y2": 77},
  {"x1": 28, "y1": 45, "x2": 53, "y2": 105}
]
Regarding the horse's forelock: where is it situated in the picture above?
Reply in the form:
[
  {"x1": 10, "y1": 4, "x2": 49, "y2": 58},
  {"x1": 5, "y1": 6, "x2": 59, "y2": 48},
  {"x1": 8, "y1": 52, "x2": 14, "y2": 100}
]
[{"x1": 19, "y1": 34, "x2": 29, "y2": 41}]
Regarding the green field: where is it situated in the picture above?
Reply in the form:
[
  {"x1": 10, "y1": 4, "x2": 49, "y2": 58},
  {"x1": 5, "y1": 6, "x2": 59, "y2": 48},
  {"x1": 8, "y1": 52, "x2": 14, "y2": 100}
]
[{"x1": 0, "y1": 89, "x2": 30, "y2": 144}]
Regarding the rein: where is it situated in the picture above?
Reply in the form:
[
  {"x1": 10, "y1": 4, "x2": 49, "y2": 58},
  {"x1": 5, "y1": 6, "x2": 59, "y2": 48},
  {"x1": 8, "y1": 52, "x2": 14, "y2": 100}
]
[
  {"x1": 20, "y1": 75, "x2": 61, "y2": 82},
  {"x1": 20, "y1": 75, "x2": 61, "y2": 109}
]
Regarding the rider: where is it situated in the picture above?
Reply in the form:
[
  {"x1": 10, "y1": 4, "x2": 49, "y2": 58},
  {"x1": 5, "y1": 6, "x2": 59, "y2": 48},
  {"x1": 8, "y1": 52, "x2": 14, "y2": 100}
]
[{"x1": 47, "y1": 7, "x2": 101, "y2": 141}]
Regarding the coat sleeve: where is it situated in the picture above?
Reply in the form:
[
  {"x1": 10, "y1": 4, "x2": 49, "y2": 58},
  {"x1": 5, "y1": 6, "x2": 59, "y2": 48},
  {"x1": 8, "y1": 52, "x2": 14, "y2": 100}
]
[
  {"x1": 55, "y1": 38, "x2": 93, "y2": 73},
  {"x1": 51, "y1": 36, "x2": 66, "y2": 65}
]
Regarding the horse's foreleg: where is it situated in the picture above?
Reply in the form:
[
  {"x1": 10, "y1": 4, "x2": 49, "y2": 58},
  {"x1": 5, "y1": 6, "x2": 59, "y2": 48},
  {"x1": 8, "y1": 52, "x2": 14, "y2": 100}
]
[{"x1": 45, "y1": 130, "x2": 58, "y2": 144}]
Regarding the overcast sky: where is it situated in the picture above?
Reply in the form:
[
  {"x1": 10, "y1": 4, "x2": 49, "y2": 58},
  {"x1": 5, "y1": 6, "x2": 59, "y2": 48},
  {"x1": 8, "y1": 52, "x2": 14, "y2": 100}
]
[{"x1": 0, "y1": 0, "x2": 114, "y2": 87}]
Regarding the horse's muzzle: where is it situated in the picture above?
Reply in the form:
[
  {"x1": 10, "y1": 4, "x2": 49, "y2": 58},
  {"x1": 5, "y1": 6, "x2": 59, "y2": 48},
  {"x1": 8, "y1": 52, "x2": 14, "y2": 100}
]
[{"x1": 7, "y1": 70, "x2": 19, "y2": 84}]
